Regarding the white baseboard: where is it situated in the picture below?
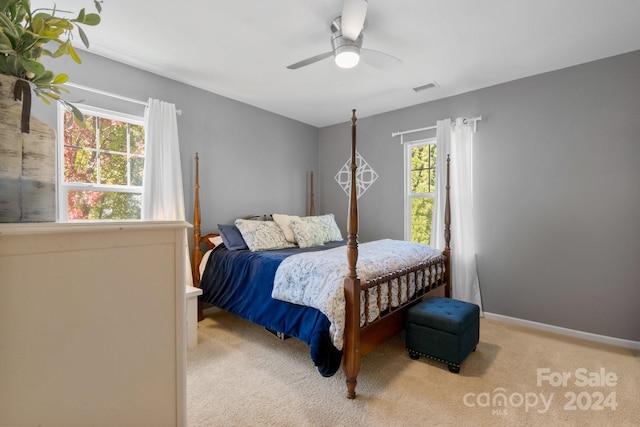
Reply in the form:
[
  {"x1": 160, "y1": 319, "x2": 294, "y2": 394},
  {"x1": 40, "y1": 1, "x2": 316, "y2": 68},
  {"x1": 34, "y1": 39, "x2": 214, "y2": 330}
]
[
  {"x1": 483, "y1": 312, "x2": 640, "y2": 351},
  {"x1": 202, "y1": 306, "x2": 639, "y2": 350}
]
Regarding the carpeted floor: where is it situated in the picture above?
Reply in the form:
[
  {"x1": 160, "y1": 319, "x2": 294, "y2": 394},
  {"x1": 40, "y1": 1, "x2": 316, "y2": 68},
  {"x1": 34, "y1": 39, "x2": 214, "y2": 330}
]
[{"x1": 187, "y1": 309, "x2": 639, "y2": 426}]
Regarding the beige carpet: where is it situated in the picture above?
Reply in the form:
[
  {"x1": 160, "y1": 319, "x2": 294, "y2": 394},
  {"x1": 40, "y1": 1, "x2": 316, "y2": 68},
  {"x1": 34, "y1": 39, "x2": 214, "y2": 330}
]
[{"x1": 187, "y1": 309, "x2": 639, "y2": 426}]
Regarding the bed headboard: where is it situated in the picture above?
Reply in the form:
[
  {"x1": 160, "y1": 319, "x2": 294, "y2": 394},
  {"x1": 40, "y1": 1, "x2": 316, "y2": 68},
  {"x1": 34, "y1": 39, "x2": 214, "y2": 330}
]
[{"x1": 190, "y1": 155, "x2": 317, "y2": 286}]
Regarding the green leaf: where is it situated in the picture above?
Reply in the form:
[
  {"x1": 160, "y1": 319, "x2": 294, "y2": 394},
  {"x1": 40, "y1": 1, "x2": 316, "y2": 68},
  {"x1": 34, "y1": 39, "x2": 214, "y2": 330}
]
[
  {"x1": 77, "y1": 25, "x2": 89, "y2": 48},
  {"x1": 47, "y1": 18, "x2": 72, "y2": 30},
  {"x1": 37, "y1": 93, "x2": 53, "y2": 105},
  {"x1": 32, "y1": 15, "x2": 44, "y2": 33},
  {"x1": 69, "y1": 103, "x2": 85, "y2": 124},
  {"x1": 52, "y1": 73, "x2": 68, "y2": 85},
  {"x1": 0, "y1": 56, "x2": 10, "y2": 74},
  {"x1": 40, "y1": 47, "x2": 53, "y2": 57},
  {"x1": 0, "y1": 12, "x2": 20, "y2": 38},
  {"x1": 51, "y1": 40, "x2": 67, "y2": 58},
  {"x1": 3, "y1": 53, "x2": 20, "y2": 75},
  {"x1": 19, "y1": 56, "x2": 45, "y2": 75},
  {"x1": 31, "y1": 69, "x2": 53, "y2": 85},
  {"x1": 44, "y1": 91, "x2": 60, "y2": 100},
  {"x1": 39, "y1": 27, "x2": 64, "y2": 38},
  {"x1": 68, "y1": 43, "x2": 81, "y2": 64},
  {"x1": 32, "y1": 12, "x2": 53, "y2": 22},
  {"x1": 19, "y1": 0, "x2": 29, "y2": 16},
  {"x1": 93, "y1": 0, "x2": 102, "y2": 14},
  {"x1": 76, "y1": 8, "x2": 85, "y2": 22},
  {"x1": 33, "y1": 89, "x2": 53, "y2": 104},
  {"x1": 0, "y1": 31, "x2": 13, "y2": 51},
  {"x1": 13, "y1": 3, "x2": 27, "y2": 23},
  {"x1": 81, "y1": 13, "x2": 100, "y2": 26}
]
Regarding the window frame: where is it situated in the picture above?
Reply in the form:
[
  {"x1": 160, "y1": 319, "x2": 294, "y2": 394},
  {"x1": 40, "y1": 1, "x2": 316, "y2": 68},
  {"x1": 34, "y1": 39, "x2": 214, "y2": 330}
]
[
  {"x1": 56, "y1": 104, "x2": 145, "y2": 222},
  {"x1": 403, "y1": 137, "x2": 437, "y2": 242}
]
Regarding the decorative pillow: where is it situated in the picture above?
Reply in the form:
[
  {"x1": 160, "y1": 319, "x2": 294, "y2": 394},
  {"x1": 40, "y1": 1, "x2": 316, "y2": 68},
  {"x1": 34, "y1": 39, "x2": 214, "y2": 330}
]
[
  {"x1": 234, "y1": 219, "x2": 296, "y2": 251},
  {"x1": 218, "y1": 224, "x2": 248, "y2": 251},
  {"x1": 289, "y1": 218, "x2": 325, "y2": 248},
  {"x1": 317, "y1": 213, "x2": 343, "y2": 242},
  {"x1": 289, "y1": 214, "x2": 344, "y2": 248},
  {"x1": 272, "y1": 213, "x2": 301, "y2": 243}
]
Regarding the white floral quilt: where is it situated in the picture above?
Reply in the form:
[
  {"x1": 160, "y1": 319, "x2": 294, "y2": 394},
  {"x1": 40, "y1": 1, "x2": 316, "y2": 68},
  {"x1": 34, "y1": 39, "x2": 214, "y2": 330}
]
[{"x1": 272, "y1": 239, "x2": 442, "y2": 350}]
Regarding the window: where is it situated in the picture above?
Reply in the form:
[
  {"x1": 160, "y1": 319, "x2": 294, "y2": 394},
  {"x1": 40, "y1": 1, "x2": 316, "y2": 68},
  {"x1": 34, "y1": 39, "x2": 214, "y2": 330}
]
[
  {"x1": 404, "y1": 138, "x2": 437, "y2": 244},
  {"x1": 57, "y1": 105, "x2": 145, "y2": 221}
]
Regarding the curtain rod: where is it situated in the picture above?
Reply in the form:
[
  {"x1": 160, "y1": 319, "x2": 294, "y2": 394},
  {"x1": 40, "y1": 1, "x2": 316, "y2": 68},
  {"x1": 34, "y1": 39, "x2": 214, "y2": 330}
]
[
  {"x1": 392, "y1": 116, "x2": 482, "y2": 137},
  {"x1": 64, "y1": 82, "x2": 182, "y2": 115}
]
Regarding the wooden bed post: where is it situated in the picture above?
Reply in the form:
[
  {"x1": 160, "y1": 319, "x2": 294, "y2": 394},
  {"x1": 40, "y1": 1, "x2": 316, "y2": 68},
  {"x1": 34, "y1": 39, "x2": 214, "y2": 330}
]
[
  {"x1": 192, "y1": 153, "x2": 202, "y2": 285},
  {"x1": 343, "y1": 109, "x2": 361, "y2": 399},
  {"x1": 192, "y1": 153, "x2": 204, "y2": 321},
  {"x1": 443, "y1": 154, "x2": 452, "y2": 298},
  {"x1": 309, "y1": 171, "x2": 315, "y2": 216}
]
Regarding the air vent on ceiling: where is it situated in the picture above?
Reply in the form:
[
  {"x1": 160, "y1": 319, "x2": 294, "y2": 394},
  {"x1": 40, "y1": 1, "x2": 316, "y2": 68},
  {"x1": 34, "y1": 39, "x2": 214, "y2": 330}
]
[{"x1": 412, "y1": 82, "x2": 439, "y2": 92}]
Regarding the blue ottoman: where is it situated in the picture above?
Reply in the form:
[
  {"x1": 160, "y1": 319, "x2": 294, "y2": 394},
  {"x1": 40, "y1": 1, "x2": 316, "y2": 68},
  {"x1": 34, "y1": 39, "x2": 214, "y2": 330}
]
[{"x1": 406, "y1": 297, "x2": 480, "y2": 373}]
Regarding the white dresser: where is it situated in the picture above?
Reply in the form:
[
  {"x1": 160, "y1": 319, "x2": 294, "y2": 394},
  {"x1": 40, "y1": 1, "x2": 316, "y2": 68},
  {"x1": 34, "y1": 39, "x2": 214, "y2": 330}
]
[{"x1": 0, "y1": 221, "x2": 189, "y2": 427}]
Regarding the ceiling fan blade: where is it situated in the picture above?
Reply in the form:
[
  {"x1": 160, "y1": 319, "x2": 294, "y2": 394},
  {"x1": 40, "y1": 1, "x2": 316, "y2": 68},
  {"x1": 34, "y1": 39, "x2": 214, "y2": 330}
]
[
  {"x1": 286, "y1": 51, "x2": 334, "y2": 70},
  {"x1": 361, "y1": 48, "x2": 403, "y2": 70},
  {"x1": 341, "y1": 0, "x2": 368, "y2": 41}
]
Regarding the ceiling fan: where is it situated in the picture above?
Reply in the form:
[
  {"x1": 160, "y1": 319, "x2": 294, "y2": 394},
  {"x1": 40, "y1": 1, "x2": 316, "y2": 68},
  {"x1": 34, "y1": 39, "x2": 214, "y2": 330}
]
[{"x1": 286, "y1": 0, "x2": 402, "y2": 70}]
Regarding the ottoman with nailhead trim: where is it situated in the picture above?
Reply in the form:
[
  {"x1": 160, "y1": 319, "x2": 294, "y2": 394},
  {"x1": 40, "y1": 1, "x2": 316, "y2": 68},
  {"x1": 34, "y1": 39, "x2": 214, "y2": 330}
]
[{"x1": 406, "y1": 297, "x2": 479, "y2": 373}]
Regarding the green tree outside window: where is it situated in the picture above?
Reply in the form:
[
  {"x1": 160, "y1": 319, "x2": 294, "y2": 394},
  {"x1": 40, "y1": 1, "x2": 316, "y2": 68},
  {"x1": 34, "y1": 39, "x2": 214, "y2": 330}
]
[
  {"x1": 409, "y1": 143, "x2": 436, "y2": 244},
  {"x1": 61, "y1": 109, "x2": 145, "y2": 220}
]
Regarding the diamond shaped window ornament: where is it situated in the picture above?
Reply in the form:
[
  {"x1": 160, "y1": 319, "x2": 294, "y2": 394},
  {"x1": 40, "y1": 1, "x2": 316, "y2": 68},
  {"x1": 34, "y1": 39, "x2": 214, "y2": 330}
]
[{"x1": 335, "y1": 151, "x2": 378, "y2": 199}]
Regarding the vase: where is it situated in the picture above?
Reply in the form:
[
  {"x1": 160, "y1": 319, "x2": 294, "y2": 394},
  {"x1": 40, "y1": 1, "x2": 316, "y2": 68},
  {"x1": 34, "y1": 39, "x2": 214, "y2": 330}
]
[{"x1": 0, "y1": 75, "x2": 56, "y2": 222}]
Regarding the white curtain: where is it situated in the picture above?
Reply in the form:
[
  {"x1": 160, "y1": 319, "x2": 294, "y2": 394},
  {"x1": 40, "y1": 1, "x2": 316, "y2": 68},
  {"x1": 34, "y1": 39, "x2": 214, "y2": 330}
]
[
  {"x1": 431, "y1": 118, "x2": 483, "y2": 313},
  {"x1": 142, "y1": 98, "x2": 191, "y2": 285}
]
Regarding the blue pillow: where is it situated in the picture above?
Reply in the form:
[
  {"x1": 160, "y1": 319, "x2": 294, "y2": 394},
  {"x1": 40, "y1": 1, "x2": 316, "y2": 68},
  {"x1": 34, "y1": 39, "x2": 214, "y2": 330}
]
[{"x1": 218, "y1": 224, "x2": 249, "y2": 251}]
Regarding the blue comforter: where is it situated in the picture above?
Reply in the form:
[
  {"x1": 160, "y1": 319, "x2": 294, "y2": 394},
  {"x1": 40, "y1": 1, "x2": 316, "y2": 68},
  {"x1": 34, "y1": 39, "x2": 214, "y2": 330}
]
[{"x1": 199, "y1": 241, "x2": 346, "y2": 377}]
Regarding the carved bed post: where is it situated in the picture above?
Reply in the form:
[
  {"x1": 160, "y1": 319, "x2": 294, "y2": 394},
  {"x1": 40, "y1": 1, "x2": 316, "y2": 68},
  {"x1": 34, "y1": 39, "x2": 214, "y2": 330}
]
[
  {"x1": 343, "y1": 109, "x2": 361, "y2": 399},
  {"x1": 192, "y1": 153, "x2": 202, "y2": 285},
  {"x1": 443, "y1": 154, "x2": 452, "y2": 298},
  {"x1": 309, "y1": 171, "x2": 315, "y2": 216},
  {"x1": 192, "y1": 153, "x2": 204, "y2": 320}
]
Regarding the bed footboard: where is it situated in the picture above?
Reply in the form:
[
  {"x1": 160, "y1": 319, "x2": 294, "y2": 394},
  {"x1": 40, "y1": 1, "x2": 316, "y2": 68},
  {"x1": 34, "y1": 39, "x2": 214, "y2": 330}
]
[
  {"x1": 361, "y1": 255, "x2": 447, "y2": 327},
  {"x1": 343, "y1": 255, "x2": 449, "y2": 398}
]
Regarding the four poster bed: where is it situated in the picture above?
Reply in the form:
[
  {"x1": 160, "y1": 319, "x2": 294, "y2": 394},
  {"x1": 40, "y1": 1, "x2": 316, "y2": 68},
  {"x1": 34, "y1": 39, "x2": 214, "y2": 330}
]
[{"x1": 191, "y1": 110, "x2": 452, "y2": 399}]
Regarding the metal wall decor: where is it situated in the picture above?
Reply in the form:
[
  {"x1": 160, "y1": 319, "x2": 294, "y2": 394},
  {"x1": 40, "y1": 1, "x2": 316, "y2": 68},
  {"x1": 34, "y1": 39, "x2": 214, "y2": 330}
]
[{"x1": 334, "y1": 151, "x2": 378, "y2": 199}]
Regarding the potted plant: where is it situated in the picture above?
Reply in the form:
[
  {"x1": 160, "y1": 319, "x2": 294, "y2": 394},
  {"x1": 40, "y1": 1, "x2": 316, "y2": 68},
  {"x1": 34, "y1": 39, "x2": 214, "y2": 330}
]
[
  {"x1": 0, "y1": 0, "x2": 101, "y2": 223},
  {"x1": 0, "y1": 0, "x2": 102, "y2": 132}
]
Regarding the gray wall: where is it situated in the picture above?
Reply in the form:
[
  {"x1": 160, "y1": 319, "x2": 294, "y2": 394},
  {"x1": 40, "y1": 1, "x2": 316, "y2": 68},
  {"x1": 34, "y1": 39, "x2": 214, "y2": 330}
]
[
  {"x1": 31, "y1": 49, "x2": 639, "y2": 342},
  {"x1": 31, "y1": 52, "x2": 319, "y2": 234},
  {"x1": 319, "y1": 51, "x2": 640, "y2": 341}
]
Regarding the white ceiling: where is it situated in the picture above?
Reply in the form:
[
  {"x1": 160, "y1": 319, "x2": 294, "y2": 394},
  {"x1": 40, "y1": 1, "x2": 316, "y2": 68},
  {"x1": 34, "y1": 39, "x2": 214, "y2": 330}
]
[{"x1": 32, "y1": 0, "x2": 640, "y2": 127}]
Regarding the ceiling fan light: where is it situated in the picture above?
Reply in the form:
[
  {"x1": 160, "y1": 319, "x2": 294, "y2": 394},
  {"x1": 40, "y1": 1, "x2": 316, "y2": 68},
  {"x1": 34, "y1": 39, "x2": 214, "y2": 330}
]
[{"x1": 335, "y1": 47, "x2": 360, "y2": 69}]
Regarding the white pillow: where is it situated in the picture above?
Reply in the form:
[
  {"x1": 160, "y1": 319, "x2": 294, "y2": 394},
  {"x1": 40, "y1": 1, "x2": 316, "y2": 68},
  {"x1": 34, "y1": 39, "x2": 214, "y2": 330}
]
[
  {"x1": 318, "y1": 213, "x2": 343, "y2": 242},
  {"x1": 272, "y1": 213, "x2": 301, "y2": 243},
  {"x1": 289, "y1": 214, "x2": 343, "y2": 248},
  {"x1": 234, "y1": 219, "x2": 296, "y2": 251},
  {"x1": 289, "y1": 218, "x2": 325, "y2": 248}
]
